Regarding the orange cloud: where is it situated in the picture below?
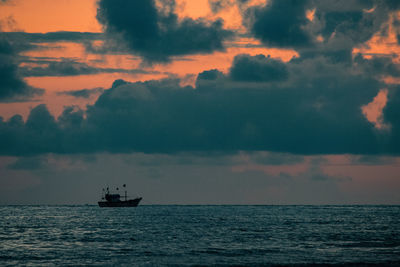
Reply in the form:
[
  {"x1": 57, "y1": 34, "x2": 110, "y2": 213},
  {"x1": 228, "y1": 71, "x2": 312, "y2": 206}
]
[
  {"x1": 353, "y1": 13, "x2": 400, "y2": 63},
  {"x1": 361, "y1": 89, "x2": 390, "y2": 130}
]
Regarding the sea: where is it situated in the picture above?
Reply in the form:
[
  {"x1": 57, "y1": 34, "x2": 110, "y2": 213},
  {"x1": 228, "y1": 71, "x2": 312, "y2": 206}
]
[{"x1": 0, "y1": 205, "x2": 399, "y2": 266}]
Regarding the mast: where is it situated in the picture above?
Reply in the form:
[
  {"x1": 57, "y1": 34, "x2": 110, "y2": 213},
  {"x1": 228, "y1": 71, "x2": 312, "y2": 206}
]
[{"x1": 123, "y1": 184, "x2": 127, "y2": 201}]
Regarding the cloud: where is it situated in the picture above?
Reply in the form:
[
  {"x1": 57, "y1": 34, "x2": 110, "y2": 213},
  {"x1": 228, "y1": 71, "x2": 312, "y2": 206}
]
[
  {"x1": 3, "y1": 0, "x2": 400, "y2": 157},
  {"x1": 0, "y1": 152, "x2": 358, "y2": 204},
  {"x1": 20, "y1": 59, "x2": 104, "y2": 77},
  {"x1": 0, "y1": 35, "x2": 43, "y2": 102},
  {"x1": 96, "y1": 0, "x2": 233, "y2": 63},
  {"x1": 24, "y1": 104, "x2": 61, "y2": 153},
  {"x1": 244, "y1": 0, "x2": 400, "y2": 63},
  {"x1": 383, "y1": 85, "x2": 400, "y2": 152},
  {"x1": 1, "y1": 50, "x2": 397, "y2": 155},
  {"x1": 245, "y1": 151, "x2": 305, "y2": 165},
  {"x1": 19, "y1": 58, "x2": 157, "y2": 77},
  {"x1": 314, "y1": 0, "x2": 378, "y2": 43},
  {"x1": 349, "y1": 154, "x2": 397, "y2": 165},
  {"x1": 0, "y1": 32, "x2": 103, "y2": 54},
  {"x1": 244, "y1": 0, "x2": 312, "y2": 48},
  {"x1": 2, "y1": 31, "x2": 102, "y2": 44},
  {"x1": 7, "y1": 156, "x2": 47, "y2": 170},
  {"x1": 57, "y1": 88, "x2": 104, "y2": 99},
  {"x1": 229, "y1": 54, "x2": 289, "y2": 82},
  {"x1": 208, "y1": 0, "x2": 235, "y2": 14},
  {"x1": 354, "y1": 54, "x2": 400, "y2": 78}
]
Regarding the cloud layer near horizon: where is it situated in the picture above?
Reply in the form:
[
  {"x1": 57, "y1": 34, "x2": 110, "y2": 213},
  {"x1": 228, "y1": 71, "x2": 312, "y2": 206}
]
[{"x1": 1, "y1": 50, "x2": 399, "y2": 155}]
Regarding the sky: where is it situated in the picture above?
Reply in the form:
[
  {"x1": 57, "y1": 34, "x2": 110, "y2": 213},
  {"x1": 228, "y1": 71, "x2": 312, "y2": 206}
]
[{"x1": 0, "y1": 0, "x2": 400, "y2": 204}]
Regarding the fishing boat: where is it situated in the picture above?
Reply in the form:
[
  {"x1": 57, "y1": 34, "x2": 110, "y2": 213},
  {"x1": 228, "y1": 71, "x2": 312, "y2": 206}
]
[{"x1": 98, "y1": 184, "x2": 142, "y2": 207}]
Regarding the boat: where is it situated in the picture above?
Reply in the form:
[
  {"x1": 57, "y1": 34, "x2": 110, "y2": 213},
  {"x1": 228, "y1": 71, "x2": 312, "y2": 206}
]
[{"x1": 98, "y1": 184, "x2": 142, "y2": 207}]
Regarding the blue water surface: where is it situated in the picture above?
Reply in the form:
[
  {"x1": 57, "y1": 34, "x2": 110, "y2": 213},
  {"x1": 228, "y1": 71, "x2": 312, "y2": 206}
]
[{"x1": 0, "y1": 205, "x2": 399, "y2": 266}]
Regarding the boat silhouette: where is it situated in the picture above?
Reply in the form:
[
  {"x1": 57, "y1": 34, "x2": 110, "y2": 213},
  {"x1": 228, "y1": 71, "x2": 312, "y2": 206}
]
[{"x1": 98, "y1": 184, "x2": 142, "y2": 207}]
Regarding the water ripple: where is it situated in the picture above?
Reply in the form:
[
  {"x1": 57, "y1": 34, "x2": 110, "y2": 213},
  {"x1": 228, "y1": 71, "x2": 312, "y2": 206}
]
[{"x1": 0, "y1": 205, "x2": 399, "y2": 266}]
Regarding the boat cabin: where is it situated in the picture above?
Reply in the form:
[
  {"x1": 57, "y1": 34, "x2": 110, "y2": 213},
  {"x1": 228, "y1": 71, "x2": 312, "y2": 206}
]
[{"x1": 105, "y1": 193, "x2": 121, "y2": 202}]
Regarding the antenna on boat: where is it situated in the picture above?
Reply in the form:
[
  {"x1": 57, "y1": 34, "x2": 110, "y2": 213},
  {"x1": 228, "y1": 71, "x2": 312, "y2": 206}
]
[{"x1": 123, "y1": 184, "x2": 127, "y2": 201}]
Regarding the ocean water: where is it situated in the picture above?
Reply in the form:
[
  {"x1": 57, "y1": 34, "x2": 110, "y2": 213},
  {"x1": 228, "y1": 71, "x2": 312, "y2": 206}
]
[{"x1": 0, "y1": 205, "x2": 399, "y2": 266}]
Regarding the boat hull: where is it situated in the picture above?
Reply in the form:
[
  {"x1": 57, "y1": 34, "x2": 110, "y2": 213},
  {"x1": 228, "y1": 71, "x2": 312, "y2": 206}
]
[{"x1": 98, "y1": 197, "x2": 142, "y2": 207}]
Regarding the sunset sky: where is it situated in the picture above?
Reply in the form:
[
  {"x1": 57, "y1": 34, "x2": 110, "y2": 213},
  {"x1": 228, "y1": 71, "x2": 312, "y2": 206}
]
[{"x1": 0, "y1": 0, "x2": 400, "y2": 204}]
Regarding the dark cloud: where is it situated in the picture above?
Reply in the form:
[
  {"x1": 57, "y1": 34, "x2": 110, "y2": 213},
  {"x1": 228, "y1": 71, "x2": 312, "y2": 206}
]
[
  {"x1": 58, "y1": 88, "x2": 104, "y2": 99},
  {"x1": 2, "y1": 31, "x2": 102, "y2": 44},
  {"x1": 208, "y1": 0, "x2": 234, "y2": 13},
  {"x1": 116, "y1": 151, "x2": 303, "y2": 167},
  {"x1": 244, "y1": 0, "x2": 399, "y2": 64},
  {"x1": 0, "y1": 32, "x2": 108, "y2": 101},
  {"x1": 393, "y1": 15, "x2": 400, "y2": 44},
  {"x1": 245, "y1": 0, "x2": 312, "y2": 48},
  {"x1": 19, "y1": 58, "x2": 157, "y2": 77},
  {"x1": 297, "y1": 1, "x2": 397, "y2": 64},
  {"x1": 96, "y1": 0, "x2": 233, "y2": 62},
  {"x1": 0, "y1": 105, "x2": 59, "y2": 155},
  {"x1": 24, "y1": 104, "x2": 62, "y2": 154},
  {"x1": 309, "y1": 0, "x2": 393, "y2": 57},
  {"x1": 246, "y1": 151, "x2": 304, "y2": 165},
  {"x1": 229, "y1": 54, "x2": 289, "y2": 82},
  {"x1": 383, "y1": 86, "x2": 400, "y2": 152},
  {"x1": 0, "y1": 35, "x2": 43, "y2": 102},
  {"x1": 4, "y1": 0, "x2": 400, "y2": 158},
  {"x1": 196, "y1": 69, "x2": 225, "y2": 81},
  {"x1": 350, "y1": 155, "x2": 397, "y2": 165},
  {"x1": 0, "y1": 32, "x2": 103, "y2": 54},
  {"x1": 1, "y1": 51, "x2": 398, "y2": 155},
  {"x1": 353, "y1": 53, "x2": 400, "y2": 77},
  {"x1": 20, "y1": 60, "x2": 103, "y2": 77},
  {"x1": 195, "y1": 69, "x2": 226, "y2": 90}
]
